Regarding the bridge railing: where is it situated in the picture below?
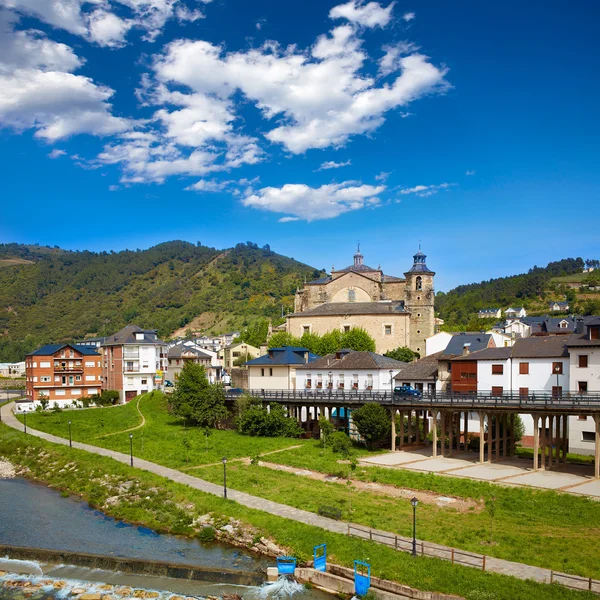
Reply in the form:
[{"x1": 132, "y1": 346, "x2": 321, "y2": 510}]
[{"x1": 226, "y1": 389, "x2": 600, "y2": 410}]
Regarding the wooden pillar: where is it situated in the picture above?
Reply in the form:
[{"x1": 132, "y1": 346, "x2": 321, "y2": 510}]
[
  {"x1": 464, "y1": 411, "x2": 469, "y2": 452},
  {"x1": 390, "y1": 408, "x2": 396, "y2": 452},
  {"x1": 503, "y1": 414, "x2": 509, "y2": 459},
  {"x1": 407, "y1": 410, "x2": 413, "y2": 446},
  {"x1": 423, "y1": 411, "x2": 430, "y2": 439},
  {"x1": 548, "y1": 415, "x2": 554, "y2": 471},
  {"x1": 448, "y1": 411, "x2": 454, "y2": 456},
  {"x1": 487, "y1": 413, "x2": 493, "y2": 463},
  {"x1": 509, "y1": 414, "x2": 515, "y2": 458},
  {"x1": 533, "y1": 415, "x2": 539, "y2": 471},
  {"x1": 416, "y1": 411, "x2": 421, "y2": 444},
  {"x1": 595, "y1": 414, "x2": 600, "y2": 480},
  {"x1": 479, "y1": 412, "x2": 485, "y2": 464},
  {"x1": 562, "y1": 415, "x2": 569, "y2": 465},
  {"x1": 540, "y1": 415, "x2": 546, "y2": 471},
  {"x1": 432, "y1": 411, "x2": 438, "y2": 458}
]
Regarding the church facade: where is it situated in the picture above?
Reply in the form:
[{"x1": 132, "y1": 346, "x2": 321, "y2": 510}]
[{"x1": 287, "y1": 248, "x2": 435, "y2": 355}]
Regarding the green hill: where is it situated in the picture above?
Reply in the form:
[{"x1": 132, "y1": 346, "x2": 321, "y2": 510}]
[
  {"x1": 435, "y1": 257, "x2": 592, "y2": 328},
  {"x1": 0, "y1": 241, "x2": 322, "y2": 362}
]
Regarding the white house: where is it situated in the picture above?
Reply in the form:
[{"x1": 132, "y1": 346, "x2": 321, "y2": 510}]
[
  {"x1": 505, "y1": 307, "x2": 527, "y2": 319},
  {"x1": 246, "y1": 346, "x2": 320, "y2": 391},
  {"x1": 478, "y1": 308, "x2": 501, "y2": 319},
  {"x1": 549, "y1": 301, "x2": 570, "y2": 312},
  {"x1": 296, "y1": 349, "x2": 406, "y2": 393},
  {"x1": 0, "y1": 361, "x2": 25, "y2": 377},
  {"x1": 567, "y1": 318, "x2": 600, "y2": 455},
  {"x1": 425, "y1": 332, "x2": 454, "y2": 356},
  {"x1": 487, "y1": 330, "x2": 515, "y2": 348},
  {"x1": 504, "y1": 320, "x2": 531, "y2": 339}
]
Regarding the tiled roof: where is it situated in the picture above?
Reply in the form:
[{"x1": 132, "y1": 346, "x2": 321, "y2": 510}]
[
  {"x1": 168, "y1": 345, "x2": 212, "y2": 359},
  {"x1": 510, "y1": 336, "x2": 568, "y2": 358},
  {"x1": 297, "y1": 350, "x2": 406, "y2": 371},
  {"x1": 451, "y1": 347, "x2": 513, "y2": 361},
  {"x1": 245, "y1": 346, "x2": 320, "y2": 366},
  {"x1": 441, "y1": 333, "x2": 492, "y2": 357},
  {"x1": 393, "y1": 352, "x2": 441, "y2": 380},
  {"x1": 289, "y1": 301, "x2": 407, "y2": 317},
  {"x1": 28, "y1": 343, "x2": 101, "y2": 356},
  {"x1": 102, "y1": 324, "x2": 166, "y2": 346}
]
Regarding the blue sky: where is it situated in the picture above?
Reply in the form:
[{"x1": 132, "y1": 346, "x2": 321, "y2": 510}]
[{"x1": 0, "y1": 0, "x2": 598, "y2": 291}]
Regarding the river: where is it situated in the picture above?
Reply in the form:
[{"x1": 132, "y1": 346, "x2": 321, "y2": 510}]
[{"x1": 0, "y1": 478, "x2": 332, "y2": 600}]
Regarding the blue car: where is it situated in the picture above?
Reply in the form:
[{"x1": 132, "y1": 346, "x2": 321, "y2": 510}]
[{"x1": 394, "y1": 385, "x2": 422, "y2": 398}]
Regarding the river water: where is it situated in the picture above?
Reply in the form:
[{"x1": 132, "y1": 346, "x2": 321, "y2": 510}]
[{"x1": 0, "y1": 478, "x2": 332, "y2": 600}]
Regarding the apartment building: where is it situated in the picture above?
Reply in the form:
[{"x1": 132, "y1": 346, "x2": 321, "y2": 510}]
[
  {"x1": 102, "y1": 325, "x2": 168, "y2": 402},
  {"x1": 25, "y1": 343, "x2": 102, "y2": 408}
]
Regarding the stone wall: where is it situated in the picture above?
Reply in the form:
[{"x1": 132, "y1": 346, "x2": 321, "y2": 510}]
[{"x1": 230, "y1": 368, "x2": 248, "y2": 390}]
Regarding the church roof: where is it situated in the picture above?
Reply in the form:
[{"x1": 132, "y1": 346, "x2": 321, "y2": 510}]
[
  {"x1": 337, "y1": 263, "x2": 379, "y2": 273},
  {"x1": 297, "y1": 350, "x2": 406, "y2": 371},
  {"x1": 288, "y1": 301, "x2": 407, "y2": 317}
]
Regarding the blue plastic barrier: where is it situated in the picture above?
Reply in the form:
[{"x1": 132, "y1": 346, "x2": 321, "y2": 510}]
[
  {"x1": 277, "y1": 556, "x2": 297, "y2": 575},
  {"x1": 314, "y1": 544, "x2": 326, "y2": 572},
  {"x1": 354, "y1": 560, "x2": 371, "y2": 597}
]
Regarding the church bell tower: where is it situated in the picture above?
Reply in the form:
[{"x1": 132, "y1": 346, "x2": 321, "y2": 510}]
[{"x1": 404, "y1": 250, "x2": 435, "y2": 356}]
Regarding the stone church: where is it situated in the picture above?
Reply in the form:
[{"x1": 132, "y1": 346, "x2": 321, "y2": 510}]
[{"x1": 287, "y1": 247, "x2": 435, "y2": 355}]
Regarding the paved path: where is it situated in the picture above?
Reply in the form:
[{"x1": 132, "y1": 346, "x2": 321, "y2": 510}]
[
  {"x1": 97, "y1": 395, "x2": 147, "y2": 439},
  {"x1": 2, "y1": 402, "x2": 597, "y2": 592}
]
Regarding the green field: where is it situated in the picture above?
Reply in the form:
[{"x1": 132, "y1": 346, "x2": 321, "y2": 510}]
[
  {"x1": 0, "y1": 422, "x2": 595, "y2": 600},
  {"x1": 551, "y1": 272, "x2": 589, "y2": 283},
  {"x1": 17, "y1": 393, "x2": 600, "y2": 580}
]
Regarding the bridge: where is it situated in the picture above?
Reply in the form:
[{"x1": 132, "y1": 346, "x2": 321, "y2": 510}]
[{"x1": 226, "y1": 389, "x2": 600, "y2": 479}]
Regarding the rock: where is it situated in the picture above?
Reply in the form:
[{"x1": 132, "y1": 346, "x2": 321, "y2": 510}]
[
  {"x1": 71, "y1": 588, "x2": 87, "y2": 595},
  {"x1": 220, "y1": 524, "x2": 235, "y2": 534},
  {"x1": 0, "y1": 570, "x2": 6, "y2": 577},
  {"x1": 99, "y1": 584, "x2": 114, "y2": 591},
  {"x1": 79, "y1": 594, "x2": 103, "y2": 600},
  {"x1": 53, "y1": 581, "x2": 67, "y2": 589},
  {"x1": 169, "y1": 596, "x2": 184, "y2": 600},
  {"x1": 114, "y1": 588, "x2": 133, "y2": 597},
  {"x1": 223, "y1": 593, "x2": 243, "y2": 600},
  {"x1": 104, "y1": 496, "x2": 121, "y2": 507}
]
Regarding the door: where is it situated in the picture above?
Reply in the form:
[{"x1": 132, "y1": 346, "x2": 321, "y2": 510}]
[{"x1": 125, "y1": 391, "x2": 136, "y2": 402}]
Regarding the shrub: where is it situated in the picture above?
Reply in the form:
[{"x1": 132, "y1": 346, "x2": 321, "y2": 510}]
[
  {"x1": 237, "y1": 404, "x2": 303, "y2": 438},
  {"x1": 317, "y1": 505, "x2": 342, "y2": 520},
  {"x1": 330, "y1": 431, "x2": 352, "y2": 456},
  {"x1": 197, "y1": 526, "x2": 216, "y2": 542},
  {"x1": 39, "y1": 397, "x2": 49, "y2": 411},
  {"x1": 352, "y1": 403, "x2": 391, "y2": 448},
  {"x1": 51, "y1": 402, "x2": 62, "y2": 413}
]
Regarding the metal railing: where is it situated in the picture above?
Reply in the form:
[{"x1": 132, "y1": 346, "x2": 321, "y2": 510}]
[{"x1": 226, "y1": 389, "x2": 600, "y2": 411}]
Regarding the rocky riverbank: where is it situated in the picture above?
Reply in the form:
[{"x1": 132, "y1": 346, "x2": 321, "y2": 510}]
[{"x1": 0, "y1": 457, "x2": 16, "y2": 479}]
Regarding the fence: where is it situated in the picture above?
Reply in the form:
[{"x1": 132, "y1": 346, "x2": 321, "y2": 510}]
[{"x1": 347, "y1": 524, "x2": 600, "y2": 594}]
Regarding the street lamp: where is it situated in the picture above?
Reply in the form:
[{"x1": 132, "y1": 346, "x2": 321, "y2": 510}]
[
  {"x1": 328, "y1": 371, "x2": 333, "y2": 391},
  {"x1": 410, "y1": 497, "x2": 418, "y2": 556},
  {"x1": 68, "y1": 420, "x2": 72, "y2": 448},
  {"x1": 553, "y1": 364, "x2": 561, "y2": 396},
  {"x1": 23, "y1": 411, "x2": 27, "y2": 434},
  {"x1": 389, "y1": 369, "x2": 394, "y2": 399},
  {"x1": 129, "y1": 433, "x2": 133, "y2": 467},
  {"x1": 222, "y1": 457, "x2": 228, "y2": 499}
]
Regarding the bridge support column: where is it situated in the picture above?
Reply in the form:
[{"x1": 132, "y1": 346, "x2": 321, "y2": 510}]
[
  {"x1": 487, "y1": 413, "x2": 493, "y2": 463},
  {"x1": 509, "y1": 414, "x2": 515, "y2": 458},
  {"x1": 541, "y1": 415, "x2": 547, "y2": 471},
  {"x1": 440, "y1": 411, "x2": 446, "y2": 457},
  {"x1": 407, "y1": 410, "x2": 413, "y2": 446},
  {"x1": 463, "y1": 412, "x2": 469, "y2": 452},
  {"x1": 416, "y1": 411, "x2": 421, "y2": 444},
  {"x1": 595, "y1": 414, "x2": 600, "y2": 479},
  {"x1": 447, "y1": 412, "x2": 453, "y2": 457},
  {"x1": 502, "y1": 414, "x2": 509, "y2": 459},
  {"x1": 548, "y1": 415, "x2": 555, "y2": 471},
  {"x1": 479, "y1": 412, "x2": 485, "y2": 463},
  {"x1": 562, "y1": 415, "x2": 569, "y2": 465},
  {"x1": 423, "y1": 411, "x2": 430, "y2": 441},
  {"x1": 432, "y1": 411, "x2": 438, "y2": 458},
  {"x1": 390, "y1": 408, "x2": 396, "y2": 452},
  {"x1": 533, "y1": 415, "x2": 540, "y2": 471}
]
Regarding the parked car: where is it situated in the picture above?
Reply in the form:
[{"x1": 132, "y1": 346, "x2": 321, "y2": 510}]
[
  {"x1": 164, "y1": 380, "x2": 174, "y2": 388},
  {"x1": 394, "y1": 385, "x2": 422, "y2": 398},
  {"x1": 228, "y1": 387, "x2": 245, "y2": 396}
]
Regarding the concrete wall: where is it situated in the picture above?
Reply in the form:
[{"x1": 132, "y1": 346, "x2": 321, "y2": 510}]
[
  {"x1": 248, "y1": 365, "x2": 296, "y2": 390},
  {"x1": 296, "y1": 368, "x2": 399, "y2": 392},
  {"x1": 425, "y1": 332, "x2": 453, "y2": 356}
]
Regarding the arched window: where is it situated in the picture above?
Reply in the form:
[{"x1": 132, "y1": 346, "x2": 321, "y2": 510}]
[
  {"x1": 348, "y1": 289, "x2": 356, "y2": 302},
  {"x1": 415, "y1": 276, "x2": 422, "y2": 291}
]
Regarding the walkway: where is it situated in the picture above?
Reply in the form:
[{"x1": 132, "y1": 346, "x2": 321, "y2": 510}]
[
  {"x1": 360, "y1": 449, "x2": 600, "y2": 498},
  {"x1": 1, "y1": 402, "x2": 596, "y2": 592}
]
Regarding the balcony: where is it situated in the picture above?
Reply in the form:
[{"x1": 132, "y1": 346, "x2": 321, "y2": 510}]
[{"x1": 54, "y1": 364, "x2": 83, "y2": 372}]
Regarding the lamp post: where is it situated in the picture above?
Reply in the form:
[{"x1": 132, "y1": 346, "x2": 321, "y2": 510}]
[
  {"x1": 411, "y1": 497, "x2": 418, "y2": 556},
  {"x1": 129, "y1": 433, "x2": 133, "y2": 467},
  {"x1": 554, "y1": 364, "x2": 561, "y2": 396},
  {"x1": 68, "y1": 420, "x2": 72, "y2": 448},
  {"x1": 328, "y1": 371, "x2": 333, "y2": 391},
  {"x1": 24, "y1": 411, "x2": 27, "y2": 434},
  {"x1": 222, "y1": 457, "x2": 228, "y2": 499},
  {"x1": 389, "y1": 369, "x2": 394, "y2": 399}
]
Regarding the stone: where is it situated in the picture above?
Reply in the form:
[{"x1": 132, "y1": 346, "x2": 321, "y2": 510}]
[
  {"x1": 220, "y1": 524, "x2": 235, "y2": 534},
  {"x1": 71, "y1": 588, "x2": 87, "y2": 595},
  {"x1": 0, "y1": 571, "x2": 6, "y2": 577},
  {"x1": 79, "y1": 594, "x2": 102, "y2": 600},
  {"x1": 114, "y1": 588, "x2": 133, "y2": 597},
  {"x1": 222, "y1": 594, "x2": 243, "y2": 600}
]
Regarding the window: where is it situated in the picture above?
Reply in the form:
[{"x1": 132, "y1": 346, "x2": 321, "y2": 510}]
[
  {"x1": 141, "y1": 379, "x2": 148, "y2": 385},
  {"x1": 306, "y1": 374, "x2": 312, "y2": 388},
  {"x1": 69, "y1": 350, "x2": 74, "y2": 358},
  {"x1": 552, "y1": 386, "x2": 562, "y2": 397},
  {"x1": 338, "y1": 373, "x2": 344, "y2": 388},
  {"x1": 519, "y1": 387, "x2": 529, "y2": 397},
  {"x1": 552, "y1": 362, "x2": 563, "y2": 375},
  {"x1": 491, "y1": 364, "x2": 504, "y2": 375},
  {"x1": 75, "y1": 375, "x2": 81, "y2": 381},
  {"x1": 261, "y1": 368, "x2": 265, "y2": 377},
  {"x1": 582, "y1": 431, "x2": 596, "y2": 442},
  {"x1": 348, "y1": 289, "x2": 356, "y2": 302},
  {"x1": 578, "y1": 381, "x2": 588, "y2": 392},
  {"x1": 366, "y1": 374, "x2": 373, "y2": 388},
  {"x1": 519, "y1": 362, "x2": 529, "y2": 374},
  {"x1": 384, "y1": 325, "x2": 392, "y2": 335},
  {"x1": 85, "y1": 361, "x2": 95, "y2": 367},
  {"x1": 491, "y1": 386, "x2": 503, "y2": 397},
  {"x1": 415, "y1": 276, "x2": 422, "y2": 291},
  {"x1": 32, "y1": 376, "x2": 38, "y2": 382},
  {"x1": 70, "y1": 389, "x2": 81, "y2": 395},
  {"x1": 88, "y1": 389, "x2": 98, "y2": 395},
  {"x1": 85, "y1": 375, "x2": 95, "y2": 381},
  {"x1": 579, "y1": 355, "x2": 588, "y2": 368},
  {"x1": 343, "y1": 325, "x2": 351, "y2": 333},
  {"x1": 269, "y1": 368, "x2": 273, "y2": 376},
  {"x1": 353, "y1": 374, "x2": 359, "y2": 389},
  {"x1": 55, "y1": 390, "x2": 65, "y2": 396},
  {"x1": 578, "y1": 415, "x2": 588, "y2": 421},
  {"x1": 590, "y1": 326, "x2": 600, "y2": 340},
  {"x1": 303, "y1": 326, "x2": 311, "y2": 334},
  {"x1": 40, "y1": 361, "x2": 51, "y2": 368},
  {"x1": 32, "y1": 362, "x2": 37, "y2": 368},
  {"x1": 40, "y1": 376, "x2": 51, "y2": 382}
]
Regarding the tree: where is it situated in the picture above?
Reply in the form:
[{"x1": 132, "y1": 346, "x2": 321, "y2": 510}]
[
  {"x1": 237, "y1": 404, "x2": 303, "y2": 437},
  {"x1": 268, "y1": 331, "x2": 301, "y2": 348},
  {"x1": 168, "y1": 362, "x2": 229, "y2": 428},
  {"x1": 317, "y1": 330, "x2": 343, "y2": 355},
  {"x1": 318, "y1": 416, "x2": 334, "y2": 449},
  {"x1": 384, "y1": 346, "x2": 419, "y2": 362},
  {"x1": 340, "y1": 327, "x2": 376, "y2": 352},
  {"x1": 241, "y1": 319, "x2": 269, "y2": 348},
  {"x1": 352, "y1": 403, "x2": 391, "y2": 448}
]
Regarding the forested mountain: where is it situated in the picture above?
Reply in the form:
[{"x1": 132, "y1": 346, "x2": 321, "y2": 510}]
[
  {"x1": 0, "y1": 241, "x2": 321, "y2": 361},
  {"x1": 435, "y1": 257, "x2": 585, "y2": 328}
]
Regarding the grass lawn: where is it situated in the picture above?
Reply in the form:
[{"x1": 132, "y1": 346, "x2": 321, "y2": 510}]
[
  {"x1": 0, "y1": 423, "x2": 595, "y2": 600},
  {"x1": 18, "y1": 392, "x2": 308, "y2": 468},
  {"x1": 17, "y1": 393, "x2": 600, "y2": 579}
]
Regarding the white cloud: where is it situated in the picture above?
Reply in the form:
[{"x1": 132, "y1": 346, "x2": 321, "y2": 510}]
[
  {"x1": 185, "y1": 178, "x2": 230, "y2": 192},
  {"x1": 48, "y1": 148, "x2": 66, "y2": 158},
  {"x1": 317, "y1": 159, "x2": 352, "y2": 171},
  {"x1": 329, "y1": 1, "x2": 395, "y2": 28},
  {"x1": 375, "y1": 171, "x2": 390, "y2": 181},
  {"x1": 378, "y1": 41, "x2": 419, "y2": 76},
  {"x1": 398, "y1": 182, "x2": 454, "y2": 197},
  {"x1": 402, "y1": 11, "x2": 415, "y2": 21},
  {"x1": 466, "y1": 169, "x2": 476, "y2": 176},
  {"x1": 279, "y1": 216, "x2": 300, "y2": 223},
  {"x1": 242, "y1": 181, "x2": 386, "y2": 221},
  {"x1": 109, "y1": 184, "x2": 119, "y2": 191},
  {"x1": 87, "y1": 9, "x2": 133, "y2": 48}
]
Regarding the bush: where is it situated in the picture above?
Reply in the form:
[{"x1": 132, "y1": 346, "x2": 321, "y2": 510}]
[
  {"x1": 352, "y1": 403, "x2": 391, "y2": 448},
  {"x1": 197, "y1": 526, "x2": 216, "y2": 542},
  {"x1": 237, "y1": 404, "x2": 303, "y2": 438},
  {"x1": 330, "y1": 431, "x2": 352, "y2": 456},
  {"x1": 317, "y1": 505, "x2": 342, "y2": 520}
]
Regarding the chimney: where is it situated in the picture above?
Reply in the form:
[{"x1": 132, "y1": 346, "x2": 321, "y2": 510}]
[
  {"x1": 575, "y1": 318, "x2": 584, "y2": 335},
  {"x1": 462, "y1": 345, "x2": 470, "y2": 356},
  {"x1": 305, "y1": 351, "x2": 309, "y2": 364}
]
